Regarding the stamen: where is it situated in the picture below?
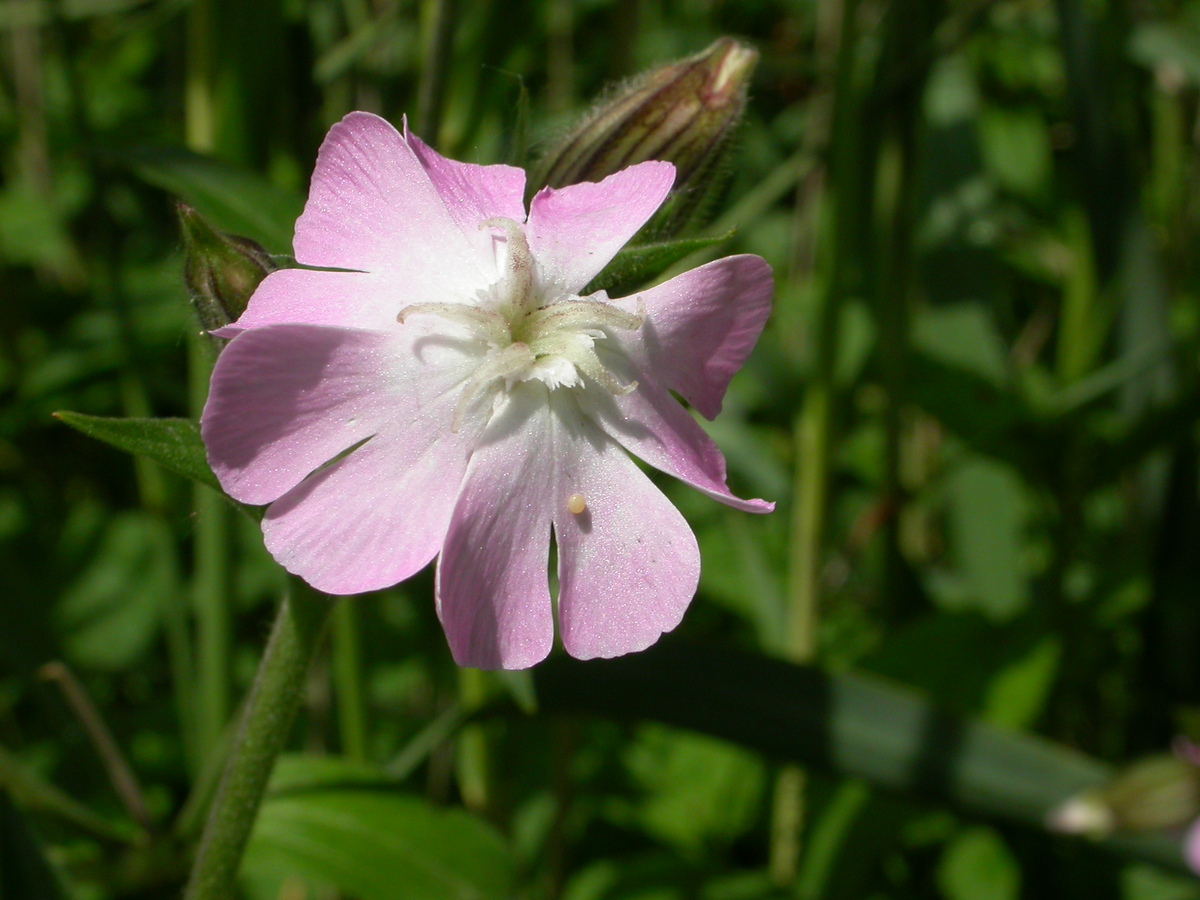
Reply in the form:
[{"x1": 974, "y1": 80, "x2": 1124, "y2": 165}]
[
  {"x1": 398, "y1": 303, "x2": 511, "y2": 345},
  {"x1": 480, "y1": 217, "x2": 534, "y2": 317},
  {"x1": 523, "y1": 298, "x2": 644, "y2": 337},
  {"x1": 532, "y1": 332, "x2": 637, "y2": 396},
  {"x1": 451, "y1": 342, "x2": 536, "y2": 431},
  {"x1": 574, "y1": 349, "x2": 638, "y2": 396}
]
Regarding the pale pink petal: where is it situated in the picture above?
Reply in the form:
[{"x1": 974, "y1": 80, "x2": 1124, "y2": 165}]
[
  {"x1": 403, "y1": 125, "x2": 527, "y2": 234},
  {"x1": 1187, "y1": 818, "x2": 1200, "y2": 875},
  {"x1": 552, "y1": 401, "x2": 700, "y2": 660},
  {"x1": 260, "y1": 411, "x2": 482, "y2": 593},
  {"x1": 582, "y1": 359, "x2": 773, "y2": 514},
  {"x1": 436, "y1": 384, "x2": 556, "y2": 669},
  {"x1": 232, "y1": 268, "x2": 410, "y2": 333},
  {"x1": 292, "y1": 111, "x2": 493, "y2": 301},
  {"x1": 525, "y1": 161, "x2": 675, "y2": 293},
  {"x1": 203, "y1": 325, "x2": 399, "y2": 504},
  {"x1": 623, "y1": 255, "x2": 773, "y2": 419}
]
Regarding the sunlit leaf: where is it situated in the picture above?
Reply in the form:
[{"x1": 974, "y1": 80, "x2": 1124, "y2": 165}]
[
  {"x1": 242, "y1": 756, "x2": 514, "y2": 900},
  {"x1": 938, "y1": 826, "x2": 1021, "y2": 900}
]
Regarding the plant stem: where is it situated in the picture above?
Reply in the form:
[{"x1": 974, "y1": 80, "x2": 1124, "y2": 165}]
[
  {"x1": 182, "y1": 581, "x2": 333, "y2": 900},
  {"x1": 39, "y1": 663, "x2": 152, "y2": 831},
  {"x1": 331, "y1": 599, "x2": 368, "y2": 761},
  {"x1": 0, "y1": 741, "x2": 137, "y2": 843},
  {"x1": 455, "y1": 668, "x2": 491, "y2": 811},
  {"x1": 189, "y1": 339, "x2": 232, "y2": 768},
  {"x1": 771, "y1": 333, "x2": 835, "y2": 890},
  {"x1": 768, "y1": 0, "x2": 857, "y2": 886},
  {"x1": 416, "y1": 0, "x2": 457, "y2": 145},
  {"x1": 184, "y1": 0, "x2": 231, "y2": 775}
]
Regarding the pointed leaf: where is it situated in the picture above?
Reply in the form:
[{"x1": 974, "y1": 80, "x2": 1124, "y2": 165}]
[
  {"x1": 534, "y1": 642, "x2": 1188, "y2": 872},
  {"x1": 242, "y1": 756, "x2": 513, "y2": 900},
  {"x1": 120, "y1": 147, "x2": 301, "y2": 251},
  {"x1": 55, "y1": 412, "x2": 222, "y2": 496},
  {"x1": 584, "y1": 231, "x2": 735, "y2": 295}
]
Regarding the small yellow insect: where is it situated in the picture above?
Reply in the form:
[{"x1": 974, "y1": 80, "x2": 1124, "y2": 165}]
[{"x1": 567, "y1": 493, "x2": 587, "y2": 515}]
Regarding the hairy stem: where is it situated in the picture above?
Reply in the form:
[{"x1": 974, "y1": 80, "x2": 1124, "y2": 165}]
[{"x1": 182, "y1": 582, "x2": 332, "y2": 900}]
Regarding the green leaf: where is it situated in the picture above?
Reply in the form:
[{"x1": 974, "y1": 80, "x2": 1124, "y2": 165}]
[
  {"x1": 912, "y1": 302, "x2": 1009, "y2": 387},
  {"x1": 533, "y1": 643, "x2": 1187, "y2": 872},
  {"x1": 619, "y1": 725, "x2": 765, "y2": 854},
  {"x1": 55, "y1": 412, "x2": 222, "y2": 496},
  {"x1": 242, "y1": 755, "x2": 514, "y2": 900},
  {"x1": 584, "y1": 231, "x2": 735, "y2": 296},
  {"x1": 56, "y1": 512, "x2": 173, "y2": 670},
  {"x1": 939, "y1": 455, "x2": 1031, "y2": 620},
  {"x1": 119, "y1": 147, "x2": 302, "y2": 252},
  {"x1": 938, "y1": 826, "x2": 1021, "y2": 900}
]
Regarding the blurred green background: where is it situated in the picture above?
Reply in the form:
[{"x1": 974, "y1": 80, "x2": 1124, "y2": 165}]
[{"x1": 6, "y1": 0, "x2": 1200, "y2": 897}]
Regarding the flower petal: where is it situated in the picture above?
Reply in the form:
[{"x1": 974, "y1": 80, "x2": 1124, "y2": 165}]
[
  {"x1": 202, "y1": 324, "x2": 411, "y2": 505},
  {"x1": 552, "y1": 399, "x2": 700, "y2": 661},
  {"x1": 625, "y1": 254, "x2": 773, "y2": 419},
  {"x1": 525, "y1": 161, "x2": 675, "y2": 293},
  {"x1": 403, "y1": 125, "x2": 527, "y2": 234},
  {"x1": 1186, "y1": 818, "x2": 1200, "y2": 874},
  {"x1": 582, "y1": 367, "x2": 773, "y2": 514},
  {"x1": 292, "y1": 111, "x2": 493, "y2": 300},
  {"x1": 436, "y1": 384, "x2": 556, "y2": 670},
  {"x1": 260, "y1": 408, "x2": 483, "y2": 594},
  {"x1": 232, "y1": 268, "x2": 410, "y2": 333},
  {"x1": 203, "y1": 321, "x2": 483, "y2": 505}
]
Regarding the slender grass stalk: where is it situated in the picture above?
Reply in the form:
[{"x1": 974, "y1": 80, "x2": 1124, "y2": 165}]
[
  {"x1": 185, "y1": 0, "x2": 216, "y2": 155},
  {"x1": 331, "y1": 599, "x2": 369, "y2": 761},
  {"x1": 185, "y1": 0, "x2": 231, "y2": 771},
  {"x1": 39, "y1": 663, "x2": 152, "y2": 832},
  {"x1": 385, "y1": 704, "x2": 467, "y2": 780},
  {"x1": 455, "y1": 667, "x2": 491, "y2": 811},
  {"x1": 770, "y1": 0, "x2": 860, "y2": 884},
  {"x1": 0, "y1": 742, "x2": 136, "y2": 843},
  {"x1": 182, "y1": 582, "x2": 334, "y2": 900},
  {"x1": 416, "y1": 0, "x2": 457, "y2": 144},
  {"x1": 1056, "y1": 209, "x2": 1100, "y2": 386},
  {"x1": 545, "y1": 0, "x2": 574, "y2": 114},
  {"x1": 189, "y1": 335, "x2": 232, "y2": 769},
  {"x1": 771, "y1": 382, "x2": 834, "y2": 886}
]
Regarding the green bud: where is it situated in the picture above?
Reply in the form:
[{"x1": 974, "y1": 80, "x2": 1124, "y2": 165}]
[
  {"x1": 1047, "y1": 755, "x2": 1200, "y2": 837},
  {"x1": 178, "y1": 203, "x2": 278, "y2": 341},
  {"x1": 533, "y1": 37, "x2": 758, "y2": 238}
]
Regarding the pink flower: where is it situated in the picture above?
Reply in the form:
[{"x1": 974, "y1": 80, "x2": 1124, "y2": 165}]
[
  {"x1": 201, "y1": 112, "x2": 774, "y2": 669},
  {"x1": 1187, "y1": 818, "x2": 1200, "y2": 874}
]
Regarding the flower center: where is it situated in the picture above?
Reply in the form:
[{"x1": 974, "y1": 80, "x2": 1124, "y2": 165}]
[{"x1": 398, "y1": 217, "x2": 644, "y2": 430}]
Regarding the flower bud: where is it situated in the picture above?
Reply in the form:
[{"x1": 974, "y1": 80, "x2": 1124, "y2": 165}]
[
  {"x1": 1047, "y1": 754, "x2": 1200, "y2": 837},
  {"x1": 178, "y1": 203, "x2": 277, "y2": 340},
  {"x1": 533, "y1": 37, "x2": 757, "y2": 237}
]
